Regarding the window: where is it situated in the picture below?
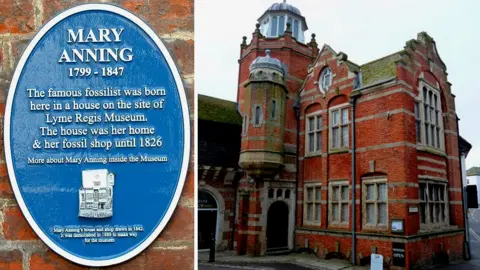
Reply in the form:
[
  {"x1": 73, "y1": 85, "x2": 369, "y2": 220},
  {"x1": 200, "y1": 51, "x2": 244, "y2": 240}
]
[
  {"x1": 419, "y1": 86, "x2": 443, "y2": 150},
  {"x1": 271, "y1": 16, "x2": 278, "y2": 36},
  {"x1": 329, "y1": 182, "x2": 349, "y2": 224},
  {"x1": 278, "y1": 16, "x2": 285, "y2": 36},
  {"x1": 293, "y1": 19, "x2": 299, "y2": 39},
  {"x1": 242, "y1": 116, "x2": 248, "y2": 136},
  {"x1": 419, "y1": 181, "x2": 448, "y2": 228},
  {"x1": 319, "y1": 67, "x2": 332, "y2": 92},
  {"x1": 414, "y1": 103, "x2": 421, "y2": 143},
  {"x1": 254, "y1": 105, "x2": 262, "y2": 126},
  {"x1": 362, "y1": 179, "x2": 388, "y2": 229},
  {"x1": 304, "y1": 183, "x2": 321, "y2": 225},
  {"x1": 330, "y1": 107, "x2": 349, "y2": 150},
  {"x1": 270, "y1": 100, "x2": 276, "y2": 119},
  {"x1": 306, "y1": 113, "x2": 322, "y2": 155}
]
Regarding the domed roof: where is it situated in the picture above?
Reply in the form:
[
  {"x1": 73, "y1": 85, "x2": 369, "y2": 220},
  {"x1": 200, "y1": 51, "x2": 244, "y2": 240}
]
[
  {"x1": 267, "y1": 1, "x2": 301, "y2": 16},
  {"x1": 249, "y1": 50, "x2": 287, "y2": 75}
]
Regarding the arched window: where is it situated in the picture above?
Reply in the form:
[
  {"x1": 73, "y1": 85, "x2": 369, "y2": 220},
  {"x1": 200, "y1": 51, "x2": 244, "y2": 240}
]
[
  {"x1": 271, "y1": 100, "x2": 276, "y2": 119},
  {"x1": 285, "y1": 189, "x2": 291, "y2": 199},
  {"x1": 276, "y1": 189, "x2": 283, "y2": 198},
  {"x1": 255, "y1": 105, "x2": 261, "y2": 125},
  {"x1": 268, "y1": 189, "x2": 274, "y2": 198},
  {"x1": 419, "y1": 86, "x2": 443, "y2": 149},
  {"x1": 319, "y1": 67, "x2": 332, "y2": 92}
]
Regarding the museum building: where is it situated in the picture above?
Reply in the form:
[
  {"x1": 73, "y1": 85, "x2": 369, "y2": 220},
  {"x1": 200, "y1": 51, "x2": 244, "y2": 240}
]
[{"x1": 198, "y1": 1, "x2": 471, "y2": 268}]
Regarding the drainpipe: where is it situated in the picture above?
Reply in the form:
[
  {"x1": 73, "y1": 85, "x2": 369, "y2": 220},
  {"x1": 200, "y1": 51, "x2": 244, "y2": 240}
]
[
  {"x1": 456, "y1": 116, "x2": 471, "y2": 260},
  {"x1": 230, "y1": 176, "x2": 239, "y2": 250},
  {"x1": 349, "y1": 92, "x2": 360, "y2": 266},
  {"x1": 293, "y1": 94, "x2": 301, "y2": 251}
]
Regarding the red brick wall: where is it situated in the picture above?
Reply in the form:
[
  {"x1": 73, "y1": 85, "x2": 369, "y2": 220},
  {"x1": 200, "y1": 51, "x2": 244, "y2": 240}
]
[{"x1": 0, "y1": 0, "x2": 194, "y2": 268}]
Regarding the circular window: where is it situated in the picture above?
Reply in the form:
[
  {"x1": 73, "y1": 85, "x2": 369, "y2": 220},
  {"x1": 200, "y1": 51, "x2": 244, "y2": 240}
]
[{"x1": 319, "y1": 67, "x2": 332, "y2": 93}]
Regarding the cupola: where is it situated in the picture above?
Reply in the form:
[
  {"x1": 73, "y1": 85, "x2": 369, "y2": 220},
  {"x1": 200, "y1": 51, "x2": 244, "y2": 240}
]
[{"x1": 257, "y1": 0, "x2": 308, "y2": 42}]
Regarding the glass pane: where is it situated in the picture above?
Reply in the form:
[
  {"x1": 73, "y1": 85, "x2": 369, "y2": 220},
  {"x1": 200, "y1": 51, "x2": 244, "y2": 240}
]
[
  {"x1": 268, "y1": 189, "x2": 274, "y2": 198},
  {"x1": 436, "y1": 203, "x2": 441, "y2": 222},
  {"x1": 315, "y1": 188, "x2": 321, "y2": 201},
  {"x1": 332, "y1": 111, "x2": 339, "y2": 126},
  {"x1": 293, "y1": 19, "x2": 298, "y2": 38},
  {"x1": 315, "y1": 204, "x2": 321, "y2": 222},
  {"x1": 378, "y1": 203, "x2": 387, "y2": 224},
  {"x1": 255, "y1": 106, "x2": 261, "y2": 124},
  {"x1": 378, "y1": 184, "x2": 387, "y2": 201},
  {"x1": 278, "y1": 15, "x2": 285, "y2": 35},
  {"x1": 332, "y1": 204, "x2": 339, "y2": 222},
  {"x1": 366, "y1": 184, "x2": 374, "y2": 200},
  {"x1": 435, "y1": 110, "x2": 438, "y2": 126},
  {"x1": 420, "y1": 204, "x2": 426, "y2": 223},
  {"x1": 436, "y1": 129, "x2": 440, "y2": 148},
  {"x1": 429, "y1": 91, "x2": 433, "y2": 106},
  {"x1": 341, "y1": 127, "x2": 348, "y2": 147},
  {"x1": 332, "y1": 186, "x2": 339, "y2": 201},
  {"x1": 439, "y1": 185, "x2": 444, "y2": 201},
  {"x1": 423, "y1": 87, "x2": 427, "y2": 102},
  {"x1": 317, "y1": 116, "x2": 322, "y2": 130},
  {"x1": 425, "y1": 124, "x2": 429, "y2": 145},
  {"x1": 332, "y1": 128, "x2": 339, "y2": 148},
  {"x1": 429, "y1": 203, "x2": 434, "y2": 223},
  {"x1": 414, "y1": 103, "x2": 419, "y2": 118},
  {"x1": 307, "y1": 188, "x2": 313, "y2": 201},
  {"x1": 440, "y1": 203, "x2": 445, "y2": 222},
  {"x1": 424, "y1": 105, "x2": 428, "y2": 123},
  {"x1": 276, "y1": 189, "x2": 283, "y2": 198},
  {"x1": 271, "y1": 16, "x2": 278, "y2": 36},
  {"x1": 434, "y1": 94, "x2": 438, "y2": 109},
  {"x1": 316, "y1": 132, "x2": 322, "y2": 151},
  {"x1": 416, "y1": 121, "x2": 421, "y2": 142},
  {"x1": 366, "y1": 203, "x2": 375, "y2": 224},
  {"x1": 431, "y1": 125, "x2": 435, "y2": 146},
  {"x1": 309, "y1": 133, "x2": 314, "y2": 152},
  {"x1": 341, "y1": 203, "x2": 348, "y2": 222},
  {"x1": 307, "y1": 203, "x2": 313, "y2": 221},
  {"x1": 271, "y1": 100, "x2": 276, "y2": 118},
  {"x1": 285, "y1": 189, "x2": 290, "y2": 199},
  {"x1": 341, "y1": 186, "x2": 348, "y2": 200},
  {"x1": 309, "y1": 117, "x2": 314, "y2": 132},
  {"x1": 419, "y1": 183, "x2": 426, "y2": 201},
  {"x1": 342, "y1": 109, "x2": 348, "y2": 124}
]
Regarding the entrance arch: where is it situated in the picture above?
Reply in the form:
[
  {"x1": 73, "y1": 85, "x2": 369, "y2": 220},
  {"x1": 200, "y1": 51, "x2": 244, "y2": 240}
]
[
  {"x1": 266, "y1": 200, "x2": 289, "y2": 250},
  {"x1": 198, "y1": 190, "x2": 218, "y2": 250}
]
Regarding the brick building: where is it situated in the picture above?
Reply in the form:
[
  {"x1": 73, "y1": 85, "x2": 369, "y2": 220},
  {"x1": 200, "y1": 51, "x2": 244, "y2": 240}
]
[
  {"x1": 198, "y1": 1, "x2": 470, "y2": 268},
  {"x1": 0, "y1": 0, "x2": 194, "y2": 268}
]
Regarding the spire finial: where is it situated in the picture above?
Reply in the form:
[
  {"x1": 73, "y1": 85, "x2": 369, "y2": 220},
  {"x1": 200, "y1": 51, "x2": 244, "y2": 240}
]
[
  {"x1": 283, "y1": 0, "x2": 286, "y2": 3},
  {"x1": 265, "y1": 49, "x2": 271, "y2": 58}
]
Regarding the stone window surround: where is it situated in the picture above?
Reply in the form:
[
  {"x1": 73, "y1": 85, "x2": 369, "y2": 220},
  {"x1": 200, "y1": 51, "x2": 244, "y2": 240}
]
[
  {"x1": 361, "y1": 176, "x2": 388, "y2": 231},
  {"x1": 318, "y1": 66, "x2": 333, "y2": 93},
  {"x1": 305, "y1": 111, "x2": 323, "y2": 157},
  {"x1": 328, "y1": 103, "x2": 349, "y2": 153},
  {"x1": 242, "y1": 115, "x2": 248, "y2": 136},
  {"x1": 418, "y1": 179, "x2": 450, "y2": 231},
  {"x1": 252, "y1": 103, "x2": 263, "y2": 127},
  {"x1": 303, "y1": 182, "x2": 322, "y2": 226},
  {"x1": 415, "y1": 79, "x2": 445, "y2": 153},
  {"x1": 328, "y1": 180, "x2": 349, "y2": 228}
]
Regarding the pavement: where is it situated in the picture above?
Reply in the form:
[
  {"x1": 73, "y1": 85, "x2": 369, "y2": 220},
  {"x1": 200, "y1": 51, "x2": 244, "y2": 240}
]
[
  {"x1": 199, "y1": 209, "x2": 480, "y2": 270},
  {"x1": 198, "y1": 251, "x2": 367, "y2": 270}
]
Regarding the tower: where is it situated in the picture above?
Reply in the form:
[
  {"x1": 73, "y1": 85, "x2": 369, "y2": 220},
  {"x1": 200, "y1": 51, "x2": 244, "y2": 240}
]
[{"x1": 239, "y1": 50, "x2": 287, "y2": 177}]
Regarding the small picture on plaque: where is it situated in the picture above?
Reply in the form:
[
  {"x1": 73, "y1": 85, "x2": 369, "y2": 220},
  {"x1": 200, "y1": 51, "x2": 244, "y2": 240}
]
[{"x1": 79, "y1": 169, "x2": 115, "y2": 219}]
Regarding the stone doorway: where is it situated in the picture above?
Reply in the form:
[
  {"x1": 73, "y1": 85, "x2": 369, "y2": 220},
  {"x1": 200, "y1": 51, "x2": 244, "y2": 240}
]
[{"x1": 266, "y1": 200, "x2": 289, "y2": 251}]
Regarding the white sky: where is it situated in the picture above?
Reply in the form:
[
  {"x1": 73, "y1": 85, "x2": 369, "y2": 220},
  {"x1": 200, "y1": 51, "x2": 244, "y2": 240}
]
[{"x1": 195, "y1": 0, "x2": 480, "y2": 168}]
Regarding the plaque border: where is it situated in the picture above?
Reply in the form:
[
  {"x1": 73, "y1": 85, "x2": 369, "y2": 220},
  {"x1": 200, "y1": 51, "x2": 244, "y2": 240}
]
[{"x1": 3, "y1": 3, "x2": 190, "y2": 267}]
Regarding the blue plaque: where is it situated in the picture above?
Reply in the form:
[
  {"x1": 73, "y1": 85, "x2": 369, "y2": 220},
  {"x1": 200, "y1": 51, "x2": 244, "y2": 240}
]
[{"x1": 4, "y1": 4, "x2": 190, "y2": 266}]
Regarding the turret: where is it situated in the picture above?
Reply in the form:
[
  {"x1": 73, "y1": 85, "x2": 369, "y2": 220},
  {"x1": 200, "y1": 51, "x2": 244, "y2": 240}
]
[{"x1": 239, "y1": 50, "x2": 287, "y2": 178}]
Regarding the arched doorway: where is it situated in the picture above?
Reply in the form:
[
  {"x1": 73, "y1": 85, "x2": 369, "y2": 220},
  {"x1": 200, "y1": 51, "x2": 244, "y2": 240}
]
[
  {"x1": 266, "y1": 201, "x2": 289, "y2": 251},
  {"x1": 198, "y1": 190, "x2": 218, "y2": 250}
]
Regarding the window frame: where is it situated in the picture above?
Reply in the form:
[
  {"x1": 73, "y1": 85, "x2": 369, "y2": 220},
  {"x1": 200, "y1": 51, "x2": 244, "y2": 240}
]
[
  {"x1": 252, "y1": 104, "x2": 263, "y2": 127},
  {"x1": 362, "y1": 177, "x2": 388, "y2": 231},
  {"x1": 418, "y1": 179, "x2": 449, "y2": 231},
  {"x1": 305, "y1": 111, "x2": 323, "y2": 156},
  {"x1": 303, "y1": 183, "x2": 322, "y2": 226},
  {"x1": 416, "y1": 81, "x2": 445, "y2": 152},
  {"x1": 329, "y1": 104, "x2": 349, "y2": 152},
  {"x1": 328, "y1": 181, "x2": 349, "y2": 226},
  {"x1": 318, "y1": 67, "x2": 333, "y2": 93}
]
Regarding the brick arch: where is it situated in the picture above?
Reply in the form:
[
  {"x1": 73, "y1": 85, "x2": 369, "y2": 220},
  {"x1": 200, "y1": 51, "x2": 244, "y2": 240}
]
[
  {"x1": 327, "y1": 94, "x2": 348, "y2": 108},
  {"x1": 304, "y1": 102, "x2": 322, "y2": 115},
  {"x1": 360, "y1": 172, "x2": 388, "y2": 179},
  {"x1": 199, "y1": 185, "x2": 225, "y2": 249}
]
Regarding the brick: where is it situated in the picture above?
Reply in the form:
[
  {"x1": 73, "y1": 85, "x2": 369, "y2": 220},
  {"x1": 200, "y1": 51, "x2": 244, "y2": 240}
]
[
  {"x1": 0, "y1": 0, "x2": 35, "y2": 34},
  {"x1": 120, "y1": 0, "x2": 193, "y2": 34},
  {"x1": 30, "y1": 250, "x2": 83, "y2": 270},
  {"x1": 3, "y1": 206, "x2": 37, "y2": 240},
  {"x1": 0, "y1": 250, "x2": 22, "y2": 270},
  {"x1": 158, "y1": 205, "x2": 193, "y2": 241},
  {"x1": 105, "y1": 247, "x2": 193, "y2": 270},
  {"x1": 181, "y1": 170, "x2": 194, "y2": 199},
  {"x1": 165, "y1": 39, "x2": 194, "y2": 75}
]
